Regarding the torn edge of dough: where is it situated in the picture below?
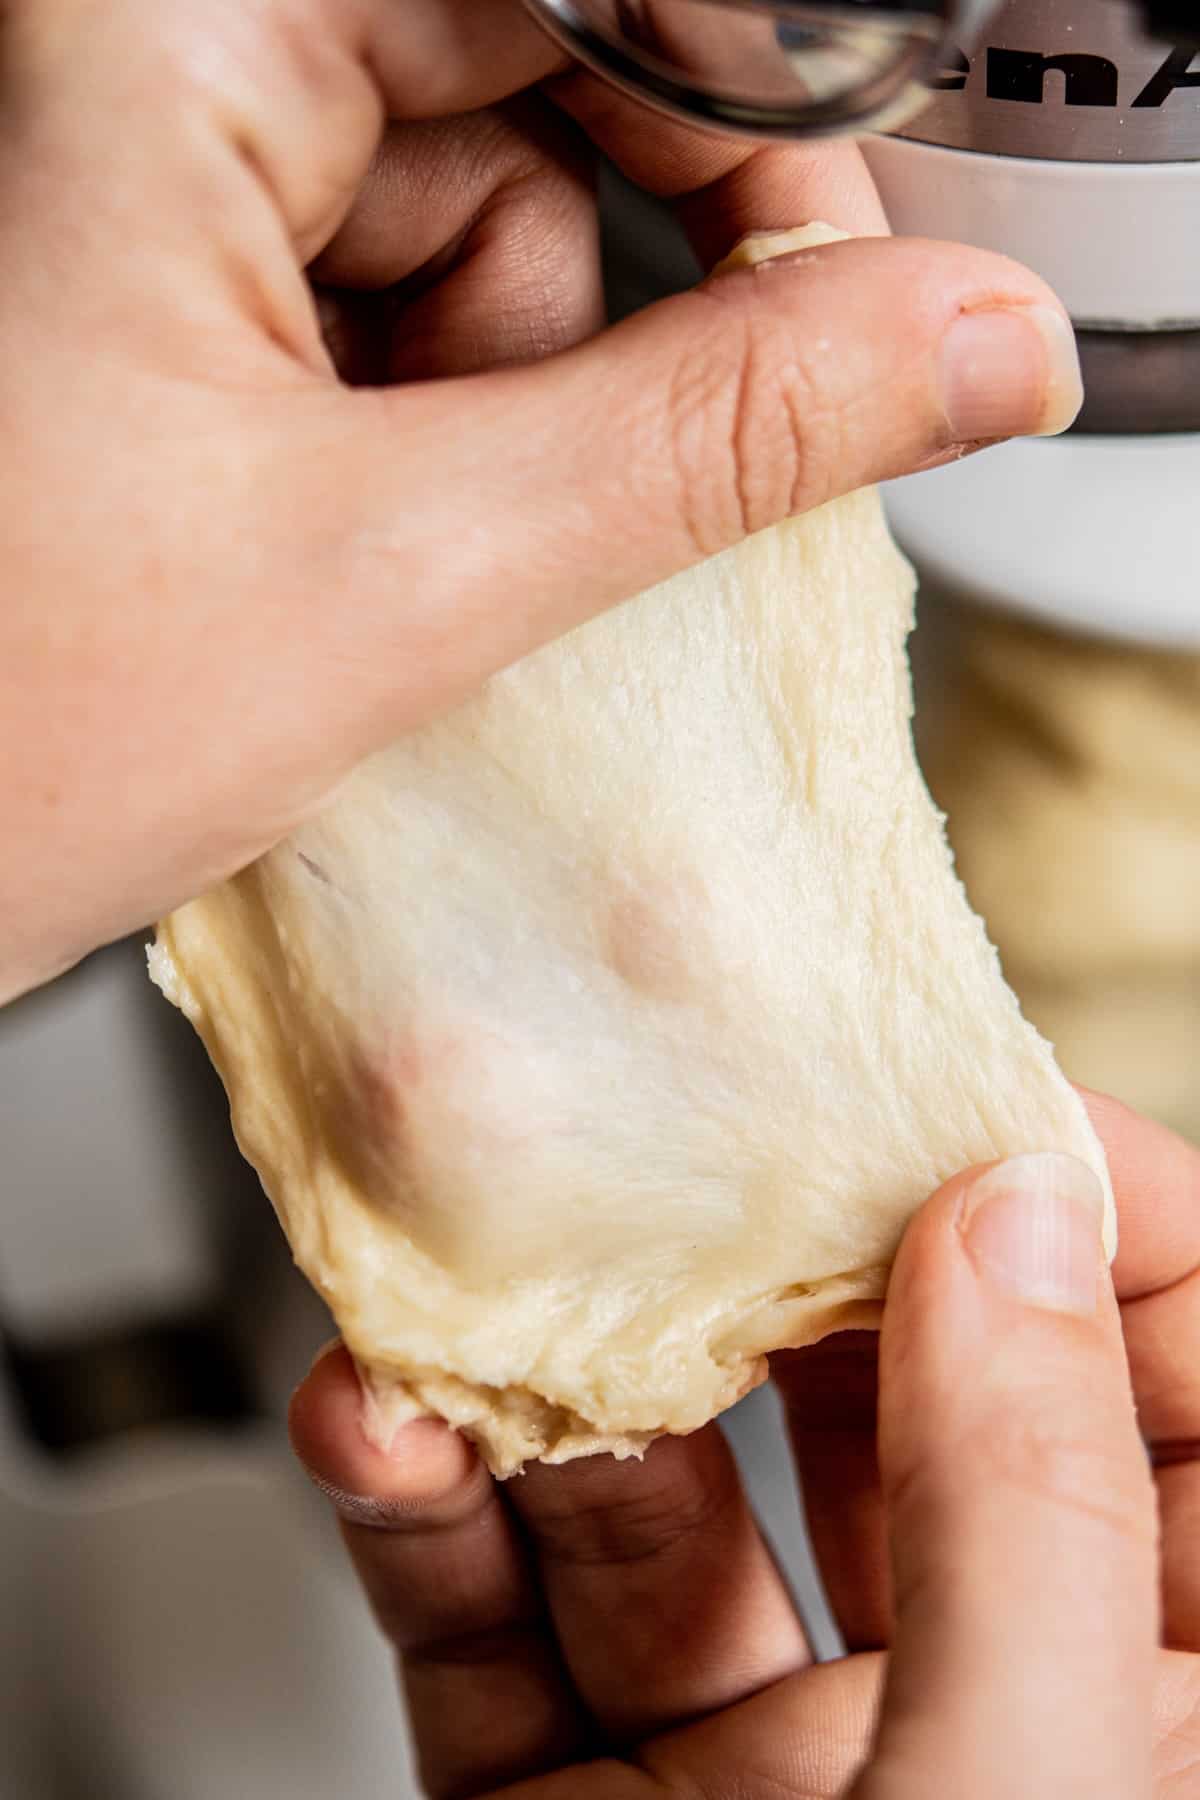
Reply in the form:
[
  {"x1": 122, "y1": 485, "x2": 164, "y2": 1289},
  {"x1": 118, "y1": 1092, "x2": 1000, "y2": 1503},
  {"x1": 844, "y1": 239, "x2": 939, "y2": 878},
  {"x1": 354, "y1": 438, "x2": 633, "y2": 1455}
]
[
  {"x1": 716, "y1": 222, "x2": 852, "y2": 274},
  {"x1": 146, "y1": 939, "x2": 188, "y2": 1011},
  {"x1": 354, "y1": 1263, "x2": 890, "y2": 1480},
  {"x1": 357, "y1": 1360, "x2": 661, "y2": 1480}
]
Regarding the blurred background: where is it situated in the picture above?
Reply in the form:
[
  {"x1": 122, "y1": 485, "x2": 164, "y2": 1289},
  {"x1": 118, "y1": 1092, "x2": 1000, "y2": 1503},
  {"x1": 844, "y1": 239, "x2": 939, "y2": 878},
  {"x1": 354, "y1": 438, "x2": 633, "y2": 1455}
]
[{"x1": 1, "y1": 168, "x2": 1197, "y2": 1800}]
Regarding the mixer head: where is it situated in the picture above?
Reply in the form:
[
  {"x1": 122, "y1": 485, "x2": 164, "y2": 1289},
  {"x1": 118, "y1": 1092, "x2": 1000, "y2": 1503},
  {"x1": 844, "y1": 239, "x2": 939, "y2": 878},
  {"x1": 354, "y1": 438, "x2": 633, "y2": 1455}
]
[{"x1": 521, "y1": 0, "x2": 1198, "y2": 138}]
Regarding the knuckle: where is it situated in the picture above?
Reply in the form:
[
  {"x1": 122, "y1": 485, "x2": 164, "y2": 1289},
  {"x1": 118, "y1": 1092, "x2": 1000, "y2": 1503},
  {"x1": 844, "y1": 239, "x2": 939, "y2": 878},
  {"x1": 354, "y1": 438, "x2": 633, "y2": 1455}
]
[
  {"x1": 892, "y1": 1403, "x2": 1159, "y2": 1553},
  {"x1": 144, "y1": 0, "x2": 364, "y2": 103},
  {"x1": 660, "y1": 290, "x2": 840, "y2": 559},
  {"x1": 150, "y1": 1, "x2": 378, "y2": 243},
  {"x1": 993, "y1": 1423, "x2": 1157, "y2": 1544},
  {"x1": 524, "y1": 1446, "x2": 741, "y2": 1569},
  {"x1": 400, "y1": 1617, "x2": 542, "y2": 1671}
]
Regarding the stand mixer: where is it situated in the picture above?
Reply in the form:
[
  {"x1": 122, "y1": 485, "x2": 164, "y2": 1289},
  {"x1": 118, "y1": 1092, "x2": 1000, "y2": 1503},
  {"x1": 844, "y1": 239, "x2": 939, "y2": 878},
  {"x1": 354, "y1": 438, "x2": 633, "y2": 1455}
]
[
  {"x1": 524, "y1": 0, "x2": 1200, "y2": 1133},
  {"x1": 863, "y1": 0, "x2": 1200, "y2": 646},
  {"x1": 522, "y1": 0, "x2": 1198, "y2": 641}
]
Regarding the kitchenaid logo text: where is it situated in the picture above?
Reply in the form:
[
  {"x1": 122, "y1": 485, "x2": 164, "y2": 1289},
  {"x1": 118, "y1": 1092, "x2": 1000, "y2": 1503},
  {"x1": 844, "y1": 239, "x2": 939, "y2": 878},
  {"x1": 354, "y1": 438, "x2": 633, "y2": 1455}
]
[{"x1": 934, "y1": 43, "x2": 1200, "y2": 108}]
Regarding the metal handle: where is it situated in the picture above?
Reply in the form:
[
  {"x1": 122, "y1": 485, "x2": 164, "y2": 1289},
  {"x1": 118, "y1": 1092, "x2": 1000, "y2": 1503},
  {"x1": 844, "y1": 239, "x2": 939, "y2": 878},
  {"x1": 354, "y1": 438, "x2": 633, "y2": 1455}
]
[{"x1": 521, "y1": 0, "x2": 1001, "y2": 138}]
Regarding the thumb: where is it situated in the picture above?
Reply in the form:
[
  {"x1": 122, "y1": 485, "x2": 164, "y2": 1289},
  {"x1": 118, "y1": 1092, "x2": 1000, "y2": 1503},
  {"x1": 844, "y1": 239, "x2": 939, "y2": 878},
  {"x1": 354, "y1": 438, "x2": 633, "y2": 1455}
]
[
  {"x1": 337, "y1": 234, "x2": 1084, "y2": 733},
  {"x1": 856, "y1": 1154, "x2": 1158, "y2": 1800}
]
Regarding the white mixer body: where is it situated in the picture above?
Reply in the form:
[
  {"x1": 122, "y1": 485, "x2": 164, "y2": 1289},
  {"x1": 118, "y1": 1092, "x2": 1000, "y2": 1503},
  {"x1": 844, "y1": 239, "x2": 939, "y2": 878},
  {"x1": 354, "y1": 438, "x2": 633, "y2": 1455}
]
[{"x1": 864, "y1": 0, "x2": 1199, "y2": 647}]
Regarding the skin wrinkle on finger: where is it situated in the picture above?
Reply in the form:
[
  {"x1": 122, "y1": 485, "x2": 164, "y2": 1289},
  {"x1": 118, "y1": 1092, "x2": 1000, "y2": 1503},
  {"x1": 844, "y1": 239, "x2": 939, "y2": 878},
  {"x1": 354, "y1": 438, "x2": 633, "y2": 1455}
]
[
  {"x1": 1153, "y1": 1441, "x2": 1200, "y2": 1470},
  {"x1": 886, "y1": 1409, "x2": 1160, "y2": 1572},
  {"x1": 349, "y1": 1501, "x2": 545, "y2": 1660},
  {"x1": 386, "y1": 160, "x2": 603, "y2": 381},
  {"x1": 301, "y1": 1458, "x2": 492, "y2": 1531},
  {"x1": 309, "y1": 100, "x2": 603, "y2": 386},
  {"x1": 506, "y1": 1429, "x2": 812, "y2": 1743},
  {"x1": 697, "y1": 289, "x2": 833, "y2": 545},
  {"x1": 303, "y1": 1466, "x2": 429, "y2": 1528},
  {"x1": 314, "y1": 102, "x2": 591, "y2": 290},
  {"x1": 643, "y1": 274, "x2": 840, "y2": 560},
  {"x1": 357, "y1": 1504, "x2": 545, "y2": 1656},
  {"x1": 1153, "y1": 1657, "x2": 1200, "y2": 1795},
  {"x1": 513, "y1": 1457, "x2": 744, "y2": 1571},
  {"x1": 628, "y1": 1654, "x2": 888, "y2": 1800},
  {"x1": 659, "y1": 308, "x2": 757, "y2": 559}
]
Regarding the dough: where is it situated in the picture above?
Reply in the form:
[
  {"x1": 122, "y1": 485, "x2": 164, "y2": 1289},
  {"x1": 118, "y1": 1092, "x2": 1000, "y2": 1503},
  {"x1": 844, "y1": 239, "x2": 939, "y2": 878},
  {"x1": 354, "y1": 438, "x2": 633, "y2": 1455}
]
[
  {"x1": 151, "y1": 230, "x2": 1113, "y2": 1478},
  {"x1": 917, "y1": 595, "x2": 1200, "y2": 1141}
]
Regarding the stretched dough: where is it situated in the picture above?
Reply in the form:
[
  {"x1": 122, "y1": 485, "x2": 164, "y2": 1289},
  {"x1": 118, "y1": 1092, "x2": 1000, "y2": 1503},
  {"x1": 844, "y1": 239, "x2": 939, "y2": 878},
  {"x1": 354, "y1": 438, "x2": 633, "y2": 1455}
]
[
  {"x1": 151, "y1": 231, "x2": 1112, "y2": 1478},
  {"x1": 918, "y1": 597, "x2": 1200, "y2": 1142}
]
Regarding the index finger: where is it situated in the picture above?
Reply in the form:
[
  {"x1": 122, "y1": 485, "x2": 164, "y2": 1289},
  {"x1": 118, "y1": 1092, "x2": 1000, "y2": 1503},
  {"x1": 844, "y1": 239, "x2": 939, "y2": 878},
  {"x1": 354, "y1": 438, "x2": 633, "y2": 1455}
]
[
  {"x1": 373, "y1": 5, "x2": 886, "y2": 270},
  {"x1": 377, "y1": 2, "x2": 887, "y2": 252},
  {"x1": 549, "y1": 67, "x2": 889, "y2": 266}
]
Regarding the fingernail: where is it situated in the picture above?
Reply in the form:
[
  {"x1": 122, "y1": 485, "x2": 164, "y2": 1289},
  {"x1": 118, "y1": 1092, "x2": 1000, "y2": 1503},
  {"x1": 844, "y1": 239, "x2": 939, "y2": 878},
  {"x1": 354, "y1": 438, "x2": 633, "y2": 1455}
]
[
  {"x1": 939, "y1": 306, "x2": 1083, "y2": 442},
  {"x1": 388, "y1": 1417, "x2": 444, "y2": 1459},
  {"x1": 961, "y1": 1152, "x2": 1105, "y2": 1316}
]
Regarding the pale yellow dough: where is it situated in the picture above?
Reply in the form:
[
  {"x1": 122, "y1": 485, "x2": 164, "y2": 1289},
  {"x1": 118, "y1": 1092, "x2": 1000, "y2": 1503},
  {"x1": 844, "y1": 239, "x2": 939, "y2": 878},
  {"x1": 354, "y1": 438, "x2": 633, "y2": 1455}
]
[
  {"x1": 918, "y1": 598, "x2": 1200, "y2": 1142},
  {"x1": 151, "y1": 230, "x2": 1113, "y2": 1478}
]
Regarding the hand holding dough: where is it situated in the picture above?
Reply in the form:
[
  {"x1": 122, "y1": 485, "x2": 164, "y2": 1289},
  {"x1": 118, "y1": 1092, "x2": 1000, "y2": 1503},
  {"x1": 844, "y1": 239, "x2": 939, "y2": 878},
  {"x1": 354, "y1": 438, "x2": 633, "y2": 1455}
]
[{"x1": 152, "y1": 230, "x2": 1112, "y2": 1477}]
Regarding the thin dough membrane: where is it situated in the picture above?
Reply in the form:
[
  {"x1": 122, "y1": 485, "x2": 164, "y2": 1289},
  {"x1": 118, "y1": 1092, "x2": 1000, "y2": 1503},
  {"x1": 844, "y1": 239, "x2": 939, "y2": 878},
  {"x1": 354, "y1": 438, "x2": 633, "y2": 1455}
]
[{"x1": 151, "y1": 230, "x2": 1113, "y2": 1477}]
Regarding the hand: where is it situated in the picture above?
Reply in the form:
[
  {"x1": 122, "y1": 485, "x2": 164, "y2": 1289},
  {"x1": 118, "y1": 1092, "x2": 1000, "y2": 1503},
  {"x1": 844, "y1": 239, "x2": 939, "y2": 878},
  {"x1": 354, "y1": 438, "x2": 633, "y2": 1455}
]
[
  {"x1": 290, "y1": 1092, "x2": 1200, "y2": 1799},
  {"x1": 0, "y1": 0, "x2": 1082, "y2": 1003}
]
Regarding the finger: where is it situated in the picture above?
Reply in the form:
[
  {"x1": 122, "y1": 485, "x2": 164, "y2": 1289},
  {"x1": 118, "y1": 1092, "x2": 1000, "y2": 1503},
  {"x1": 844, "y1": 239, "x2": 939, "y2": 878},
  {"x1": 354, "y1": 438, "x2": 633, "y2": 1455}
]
[
  {"x1": 315, "y1": 235, "x2": 1082, "y2": 745},
  {"x1": 290, "y1": 1350, "x2": 1199, "y2": 1800},
  {"x1": 288, "y1": 1346, "x2": 592, "y2": 1800},
  {"x1": 12, "y1": 1, "x2": 565, "y2": 279},
  {"x1": 1085, "y1": 1091, "x2": 1200, "y2": 1652},
  {"x1": 314, "y1": 100, "x2": 602, "y2": 384},
  {"x1": 639, "y1": 1653, "x2": 887, "y2": 1800},
  {"x1": 1087, "y1": 1089, "x2": 1200, "y2": 1304},
  {"x1": 504, "y1": 1425, "x2": 809, "y2": 1743},
  {"x1": 774, "y1": 1332, "x2": 892, "y2": 1652},
  {"x1": 1152, "y1": 1649, "x2": 1200, "y2": 1792},
  {"x1": 641, "y1": 1648, "x2": 1200, "y2": 1800},
  {"x1": 370, "y1": 0, "x2": 567, "y2": 118},
  {"x1": 550, "y1": 70, "x2": 889, "y2": 264},
  {"x1": 864, "y1": 1153, "x2": 1157, "y2": 1799},
  {"x1": 780, "y1": 1091, "x2": 1200, "y2": 1660}
]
